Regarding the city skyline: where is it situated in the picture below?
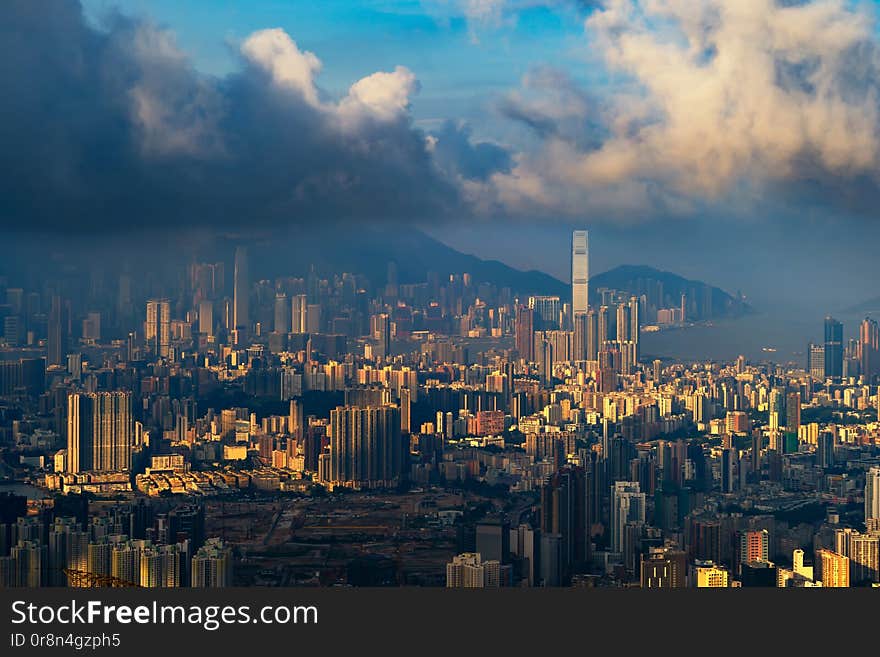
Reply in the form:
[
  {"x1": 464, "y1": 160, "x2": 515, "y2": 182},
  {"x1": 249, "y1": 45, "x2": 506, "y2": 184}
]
[{"x1": 3, "y1": 0, "x2": 880, "y2": 596}]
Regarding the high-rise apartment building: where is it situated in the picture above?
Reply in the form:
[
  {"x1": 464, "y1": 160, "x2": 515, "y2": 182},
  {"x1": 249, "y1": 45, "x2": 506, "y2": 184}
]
[
  {"x1": 866, "y1": 466, "x2": 880, "y2": 523},
  {"x1": 816, "y1": 548, "x2": 849, "y2": 587},
  {"x1": 191, "y1": 538, "x2": 233, "y2": 587},
  {"x1": 446, "y1": 552, "x2": 501, "y2": 588},
  {"x1": 145, "y1": 298, "x2": 171, "y2": 357},
  {"x1": 738, "y1": 529, "x2": 769, "y2": 570},
  {"x1": 67, "y1": 392, "x2": 133, "y2": 473},
  {"x1": 515, "y1": 305, "x2": 535, "y2": 362},
  {"x1": 640, "y1": 547, "x2": 687, "y2": 588},
  {"x1": 610, "y1": 481, "x2": 645, "y2": 553},
  {"x1": 328, "y1": 405, "x2": 404, "y2": 489}
]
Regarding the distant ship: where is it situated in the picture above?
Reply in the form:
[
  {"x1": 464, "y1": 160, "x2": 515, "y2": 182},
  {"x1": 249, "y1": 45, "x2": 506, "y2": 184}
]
[{"x1": 762, "y1": 346, "x2": 777, "y2": 353}]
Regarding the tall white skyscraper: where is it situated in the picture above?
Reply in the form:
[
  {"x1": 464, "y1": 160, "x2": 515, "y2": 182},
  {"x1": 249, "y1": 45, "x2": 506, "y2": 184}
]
[
  {"x1": 866, "y1": 466, "x2": 880, "y2": 524},
  {"x1": 572, "y1": 230, "x2": 589, "y2": 314},
  {"x1": 233, "y1": 246, "x2": 249, "y2": 340}
]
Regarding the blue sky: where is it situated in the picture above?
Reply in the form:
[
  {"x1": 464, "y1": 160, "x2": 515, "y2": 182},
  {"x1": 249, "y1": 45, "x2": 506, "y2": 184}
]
[{"x1": 80, "y1": 0, "x2": 594, "y2": 140}]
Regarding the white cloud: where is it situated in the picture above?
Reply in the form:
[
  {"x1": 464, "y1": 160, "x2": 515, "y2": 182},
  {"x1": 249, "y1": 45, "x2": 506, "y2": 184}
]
[
  {"x1": 488, "y1": 0, "x2": 880, "y2": 218},
  {"x1": 241, "y1": 28, "x2": 323, "y2": 106},
  {"x1": 338, "y1": 66, "x2": 420, "y2": 128}
]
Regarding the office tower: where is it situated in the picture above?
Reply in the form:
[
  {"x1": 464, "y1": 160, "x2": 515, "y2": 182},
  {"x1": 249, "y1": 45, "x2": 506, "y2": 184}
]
[
  {"x1": 640, "y1": 547, "x2": 687, "y2": 588},
  {"x1": 198, "y1": 299, "x2": 213, "y2": 336},
  {"x1": 291, "y1": 294, "x2": 307, "y2": 333},
  {"x1": 738, "y1": 529, "x2": 769, "y2": 570},
  {"x1": 274, "y1": 294, "x2": 289, "y2": 334},
  {"x1": 816, "y1": 549, "x2": 849, "y2": 587},
  {"x1": 328, "y1": 405, "x2": 404, "y2": 489},
  {"x1": 571, "y1": 230, "x2": 589, "y2": 314},
  {"x1": 191, "y1": 538, "x2": 233, "y2": 587},
  {"x1": 610, "y1": 481, "x2": 645, "y2": 553},
  {"x1": 370, "y1": 313, "x2": 391, "y2": 359},
  {"x1": 47, "y1": 295, "x2": 67, "y2": 366},
  {"x1": 615, "y1": 302, "x2": 631, "y2": 342},
  {"x1": 476, "y1": 520, "x2": 510, "y2": 564},
  {"x1": 515, "y1": 305, "x2": 535, "y2": 362},
  {"x1": 145, "y1": 298, "x2": 171, "y2": 357},
  {"x1": 446, "y1": 553, "x2": 501, "y2": 588},
  {"x1": 541, "y1": 467, "x2": 591, "y2": 577},
  {"x1": 867, "y1": 466, "x2": 880, "y2": 523},
  {"x1": 824, "y1": 316, "x2": 843, "y2": 379},
  {"x1": 859, "y1": 317, "x2": 880, "y2": 379},
  {"x1": 233, "y1": 245, "x2": 249, "y2": 341},
  {"x1": 693, "y1": 560, "x2": 730, "y2": 587},
  {"x1": 67, "y1": 391, "x2": 133, "y2": 473}
]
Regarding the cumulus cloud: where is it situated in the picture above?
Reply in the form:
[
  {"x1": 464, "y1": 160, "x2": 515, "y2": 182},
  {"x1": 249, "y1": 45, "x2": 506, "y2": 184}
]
[
  {"x1": 0, "y1": 0, "x2": 505, "y2": 233},
  {"x1": 486, "y1": 0, "x2": 880, "y2": 218}
]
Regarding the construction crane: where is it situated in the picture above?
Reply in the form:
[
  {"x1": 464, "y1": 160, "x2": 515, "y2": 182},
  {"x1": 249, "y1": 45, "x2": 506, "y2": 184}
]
[{"x1": 62, "y1": 568, "x2": 139, "y2": 588}]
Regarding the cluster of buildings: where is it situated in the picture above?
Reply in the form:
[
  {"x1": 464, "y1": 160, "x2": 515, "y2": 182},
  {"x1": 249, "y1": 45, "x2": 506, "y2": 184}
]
[{"x1": 1, "y1": 231, "x2": 880, "y2": 588}]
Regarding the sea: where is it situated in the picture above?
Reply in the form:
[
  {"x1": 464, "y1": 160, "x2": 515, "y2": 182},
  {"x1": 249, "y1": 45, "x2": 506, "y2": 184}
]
[{"x1": 641, "y1": 308, "x2": 874, "y2": 364}]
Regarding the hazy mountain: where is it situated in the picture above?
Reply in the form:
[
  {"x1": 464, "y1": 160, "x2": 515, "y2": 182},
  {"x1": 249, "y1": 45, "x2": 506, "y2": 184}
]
[
  {"x1": 846, "y1": 296, "x2": 880, "y2": 314},
  {"x1": 591, "y1": 264, "x2": 751, "y2": 320}
]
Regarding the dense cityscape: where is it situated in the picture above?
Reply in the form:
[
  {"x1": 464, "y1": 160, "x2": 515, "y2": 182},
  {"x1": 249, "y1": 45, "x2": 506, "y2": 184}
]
[{"x1": 1, "y1": 230, "x2": 878, "y2": 590}]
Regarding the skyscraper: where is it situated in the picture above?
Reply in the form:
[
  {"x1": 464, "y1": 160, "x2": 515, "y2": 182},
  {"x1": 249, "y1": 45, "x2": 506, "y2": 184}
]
[
  {"x1": 808, "y1": 343, "x2": 825, "y2": 380},
  {"x1": 145, "y1": 299, "x2": 171, "y2": 358},
  {"x1": 859, "y1": 317, "x2": 879, "y2": 380},
  {"x1": 540, "y1": 466, "x2": 591, "y2": 579},
  {"x1": 47, "y1": 295, "x2": 67, "y2": 367},
  {"x1": 597, "y1": 305, "x2": 610, "y2": 346},
  {"x1": 328, "y1": 405, "x2": 404, "y2": 489},
  {"x1": 824, "y1": 316, "x2": 843, "y2": 379},
  {"x1": 866, "y1": 466, "x2": 880, "y2": 524},
  {"x1": 628, "y1": 296, "x2": 641, "y2": 360},
  {"x1": 515, "y1": 305, "x2": 535, "y2": 362},
  {"x1": 273, "y1": 294, "x2": 289, "y2": 334},
  {"x1": 191, "y1": 538, "x2": 233, "y2": 587},
  {"x1": 291, "y1": 294, "x2": 308, "y2": 334},
  {"x1": 738, "y1": 529, "x2": 769, "y2": 570},
  {"x1": 233, "y1": 246, "x2": 249, "y2": 342},
  {"x1": 610, "y1": 481, "x2": 645, "y2": 553},
  {"x1": 446, "y1": 552, "x2": 501, "y2": 588},
  {"x1": 67, "y1": 391, "x2": 133, "y2": 473},
  {"x1": 816, "y1": 548, "x2": 850, "y2": 587},
  {"x1": 571, "y1": 230, "x2": 589, "y2": 314},
  {"x1": 370, "y1": 313, "x2": 391, "y2": 359}
]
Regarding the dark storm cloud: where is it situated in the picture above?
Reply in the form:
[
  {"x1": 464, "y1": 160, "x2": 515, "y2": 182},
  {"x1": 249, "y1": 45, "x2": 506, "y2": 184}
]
[
  {"x1": 0, "y1": 0, "x2": 508, "y2": 234},
  {"x1": 428, "y1": 121, "x2": 512, "y2": 182}
]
